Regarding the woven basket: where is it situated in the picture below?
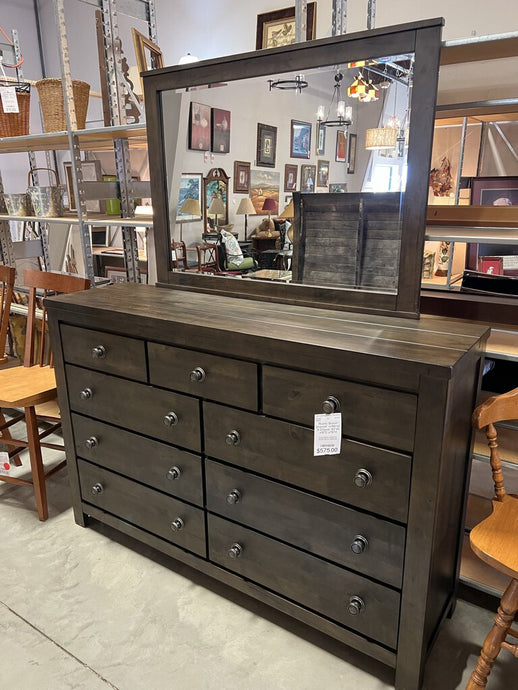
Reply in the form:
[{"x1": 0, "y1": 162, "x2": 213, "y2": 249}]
[
  {"x1": 0, "y1": 83, "x2": 31, "y2": 137},
  {"x1": 35, "y1": 78, "x2": 90, "y2": 132}
]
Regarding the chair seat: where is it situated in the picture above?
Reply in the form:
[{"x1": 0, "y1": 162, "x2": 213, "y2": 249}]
[
  {"x1": 35, "y1": 398, "x2": 61, "y2": 419},
  {"x1": 0, "y1": 365, "x2": 57, "y2": 408},
  {"x1": 470, "y1": 496, "x2": 518, "y2": 579}
]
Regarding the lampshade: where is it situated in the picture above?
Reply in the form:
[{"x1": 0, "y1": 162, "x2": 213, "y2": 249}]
[
  {"x1": 178, "y1": 52, "x2": 199, "y2": 64},
  {"x1": 208, "y1": 196, "x2": 226, "y2": 216},
  {"x1": 236, "y1": 198, "x2": 255, "y2": 215},
  {"x1": 261, "y1": 197, "x2": 278, "y2": 214},
  {"x1": 364, "y1": 127, "x2": 398, "y2": 150},
  {"x1": 278, "y1": 200, "x2": 294, "y2": 219},
  {"x1": 180, "y1": 197, "x2": 201, "y2": 216}
]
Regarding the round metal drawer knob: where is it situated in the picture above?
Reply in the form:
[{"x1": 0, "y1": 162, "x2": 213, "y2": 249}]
[
  {"x1": 228, "y1": 543, "x2": 243, "y2": 559},
  {"x1": 163, "y1": 412, "x2": 179, "y2": 427},
  {"x1": 226, "y1": 489, "x2": 241, "y2": 505},
  {"x1": 189, "y1": 366, "x2": 206, "y2": 383},
  {"x1": 85, "y1": 436, "x2": 98, "y2": 450},
  {"x1": 347, "y1": 595, "x2": 365, "y2": 616},
  {"x1": 225, "y1": 430, "x2": 241, "y2": 446},
  {"x1": 91, "y1": 482, "x2": 103, "y2": 496},
  {"x1": 166, "y1": 466, "x2": 181, "y2": 481},
  {"x1": 353, "y1": 469, "x2": 372, "y2": 488},
  {"x1": 350, "y1": 535, "x2": 369, "y2": 554},
  {"x1": 80, "y1": 388, "x2": 93, "y2": 401},
  {"x1": 322, "y1": 395, "x2": 341, "y2": 414},
  {"x1": 170, "y1": 517, "x2": 184, "y2": 532},
  {"x1": 91, "y1": 345, "x2": 106, "y2": 359}
]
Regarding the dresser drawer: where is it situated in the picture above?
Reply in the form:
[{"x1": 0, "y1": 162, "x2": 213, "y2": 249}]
[
  {"x1": 61, "y1": 324, "x2": 147, "y2": 381},
  {"x1": 204, "y1": 402, "x2": 410, "y2": 523},
  {"x1": 78, "y1": 460, "x2": 206, "y2": 556},
  {"x1": 71, "y1": 413, "x2": 203, "y2": 506},
  {"x1": 208, "y1": 514, "x2": 400, "y2": 649},
  {"x1": 262, "y1": 366, "x2": 416, "y2": 453},
  {"x1": 148, "y1": 342, "x2": 258, "y2": 411},
  {"x1": 66, "y1": 365, "x2": 201, "y2": 451},
  {"x1": 206, "y1": 460, "x2": 404, "y2": 588}
]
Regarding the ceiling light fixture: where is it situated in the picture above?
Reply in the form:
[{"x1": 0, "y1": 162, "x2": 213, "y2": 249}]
[
  {"x1": 268, "y1": 74, "x2": 308, "y2": 93},
  {"x1": 317, "y1": 72, "x2": 353, "y2": 128}
]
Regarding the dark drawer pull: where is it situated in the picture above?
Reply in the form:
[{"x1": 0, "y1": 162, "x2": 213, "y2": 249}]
[
  {"x1": 166, "y1": 466, "x2": 181, "y2": 481},
  {"x1": 353, "y1": 469, "x2": 372, "y2": 488},
  {"x1": 228, "y1": 543, "x2": 243, "y2": 559},
  {"x1": 163, "y1": 412, "x2": 179, "y2": 427},
  {"x1": 80, "y1": 388, "x2": 93, "y2": 401},
  {"x1": 189, "y1": 366, "x2": 206, "y2": 383},
  {"x1": 322, "y1": 395, "x2": 340, "y2": 414},
  {"x1": 91, "y1": 482, "x2": 103, "y2": 496},
  {"x1": 85, "y1": 436, "x2": 98, "y2": 449},
  {"x1": 225, "y1": 430, "x2": 241, "y2": 446},
  {"x1": 347, "y1": 595, "x2": 365, "y2": 616},
  {"x1": 170, "y1": 517, "x2": 184, "y2": 531},
  {"x1": 350, "y1": 535, "x2": 369, "y2": 554},
  {"x1": 226, "y1": 489, "x2": 241, "y2": 505},
  {"x1": 91, "y1": 345, "x2": 106, "y2": 359}
]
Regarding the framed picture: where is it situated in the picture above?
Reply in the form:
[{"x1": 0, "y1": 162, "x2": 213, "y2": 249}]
[
  {"x1": 471, "y1": 176, "x2": 518, "y2": 206},
  {"x1": 64, "y1": 160, "x2": 104, "y2": 213},
  {"x1": 233, "y1": 161, "x2": 251, "y2": 193},
  {"x1": 329, "y1": 183, "x2": 347, "y2": 193},
  {"x1": 335, "y1": 130, "x2": 346, "y2": 162},
  {"x1": 211, "y1": 108, "x2": 231, "y2": 154},
  {"x1": 250, "y1": 169, "x2": 280, "y2": 215},
  {"x1": 189, "y1": 102, "x2": 211, "y2": 151},
  {"x1": 176, "y1": 173, "x2": 203, "y2": 222},
  {"x1": 290, "y1": 120, "x2": 311, "y2": 159},
  {"x1": 131, "y1": 28, "x2": 164, "y2": 96},
  {"x1": 317, "y1": 160, "x2": 329, "y2": 188},
  {"x1": 104, "y1": 265, "x2": 147, "y2": 283},
  {"x1": 256, "y1": 3, "x2": 316, "y2": 49},
  {"x1": 347, "y1": 133, "x2": 357, "y2": 174},
  {"x1": 284, "y1": 164, "x2": 298, "y2": 192},
  {"x1": 478, "y1": 256, "x2": 504, "y2": 275},
  {"x1": 316, "y1": 123, "x2": 326, "y2": 156},
  {"x1": 301, "y1": 164, "x2": 316, "y2": 193},
  {"x1": 257, "y1": 123, "x2": 277, "y2": 168}
]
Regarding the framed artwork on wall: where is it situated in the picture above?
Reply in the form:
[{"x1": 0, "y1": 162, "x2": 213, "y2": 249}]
[
  {"x1": 176, "y1": 173, "x2": 203, "y2": 222},
  {"x1": 189, "y1": 102, "x2": 211, "y2": 151},
  {"x1": 211, "y1": 108, "x2": 231, "y2": 154},
  {"x1": 329, "y1": 183, "x2": 347, "y2": 193},
  {"x1": 255, "y1": 3, "x2": 316, "y2": 50},
  {"x1": 284, "y1": 164, "x2": 297, "y2": 192},
  {"x1": 317, "y1": 160, "x2": 329, "y2": 188},
  {"x1": 250, "y1": 169, "x2": 280, "y2": 215},
  {"x1": 290, "y1": 120, "x2": 311, "y2": 159},
  {"x1": 335, "y1": 130, "x2": 346, "y2": 162},
  {"x1": 347, "y1": 133, "x2": 357, "y2": 174},
  {"x1": 301, "y1": 164, "x2": 316, "y2": 193},
  {"x1": 233, "y1": 161, "x2": 251, "y2": 193},
  {"x1": 257, "y1": 123, "x2": 277, "y2": 167},
  {"x1": 316, "y1": 123, "x2": 326, "y2": 156}
]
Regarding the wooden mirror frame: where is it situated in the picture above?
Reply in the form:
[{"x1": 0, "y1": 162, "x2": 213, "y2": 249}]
[{"x1": 143, "y1": 18, "x2": 443, "y2": 318}]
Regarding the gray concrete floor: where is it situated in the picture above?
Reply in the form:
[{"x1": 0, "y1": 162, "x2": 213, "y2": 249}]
[{"x1": 0, "y1": 442, "x2": 516, "y2": 690}]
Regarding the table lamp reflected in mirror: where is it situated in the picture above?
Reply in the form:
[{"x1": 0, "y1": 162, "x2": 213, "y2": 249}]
[
  {"x1": 178, "y1": 197, "x2": 201, "y2": 241},
  {"x1": 236, "y1": 197, "x2": 256, "y2": 241},
  {"x1": 261, "y1": 197, "x2": 278, "y2": 234},
  {"x1": 207, "y1": 196, "x2": 226, "y2": 230}
]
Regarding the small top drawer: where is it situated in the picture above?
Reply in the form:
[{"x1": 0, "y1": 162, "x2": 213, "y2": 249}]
[
  {"x1": 148, "y1": 342, "x2": 258, "y2": 411},
  {"x1": 262, "y1": 365, "x2": 416, "y2": 453},
  {"x1": 60, "y1": 324, "x2": 147, "y2": 381}
]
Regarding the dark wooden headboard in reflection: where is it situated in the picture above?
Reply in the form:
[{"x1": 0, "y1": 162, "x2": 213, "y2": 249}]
[{"x1": 292, "y1": 192, "x2": 402, "y2": 291}]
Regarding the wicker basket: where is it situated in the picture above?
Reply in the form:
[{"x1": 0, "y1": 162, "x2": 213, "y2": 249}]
[
  {"x1": 35, "y1": 78, "x2": 90, "y2": 132},
  {"x1": 0, "y1": 83, "x2": 31, "y2": 137}
]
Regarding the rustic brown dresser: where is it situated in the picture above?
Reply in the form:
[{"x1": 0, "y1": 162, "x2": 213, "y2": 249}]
[{"x1": 47, "y1": 283, "x2": 489, "y2": 689}]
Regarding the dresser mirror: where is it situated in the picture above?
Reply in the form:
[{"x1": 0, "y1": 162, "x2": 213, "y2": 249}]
[{"x1": 144, "y1": 19, "x2": 443, "y2": 316}]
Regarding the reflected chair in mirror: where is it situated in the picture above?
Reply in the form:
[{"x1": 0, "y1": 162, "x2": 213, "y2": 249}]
[
  {"x1": 196, "y1": 242, "x2": 220, "y2": 273},
  {"x1": 171, "y1": 240, "x2": 197, "y2": 271},
  {"x1": 0, "y1": 265, "x2": 15, "y2": 365},
  {"x1": 0, "y1": 269, "x2": 90, "y2": 520},
  {"x1": 466, "y1": 387, "x2": 518, "y2": 689}
]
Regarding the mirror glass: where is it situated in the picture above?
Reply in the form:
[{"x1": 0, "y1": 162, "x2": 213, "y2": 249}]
[{"x1": 161, "y1": 52, "x2": 414, "y2": 293}]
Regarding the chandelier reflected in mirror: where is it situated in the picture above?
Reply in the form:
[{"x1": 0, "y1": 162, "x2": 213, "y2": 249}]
[{"x1": 317, "y1": 72, "x2": 353, "y2": 128}]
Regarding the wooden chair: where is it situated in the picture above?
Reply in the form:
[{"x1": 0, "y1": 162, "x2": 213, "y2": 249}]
[
  {"x1": 0, "y1": 265, "x2": 15, "y2": 364},
  {"x1": 171, "y1": 240, "x2": 197, "y2": 271},
  {"x1": 196, "y1": 242, "x2": 220, "y2": 273},
  {"x1": 466, "y1": 387, "x2": 518, "y2": 689},
  {"x1": 0, "y1": 269, "x2": 90, "y2": 521}
]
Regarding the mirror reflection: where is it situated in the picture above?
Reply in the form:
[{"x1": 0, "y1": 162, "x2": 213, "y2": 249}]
[{"x1": 162, "y1": 53, "x2": 413, "y2": 291}]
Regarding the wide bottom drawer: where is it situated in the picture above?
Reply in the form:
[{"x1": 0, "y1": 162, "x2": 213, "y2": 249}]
[
  {"x1": 208, "y1": 514, "x2": 400, "y2": 649},
  {"x1": 78, "y1": 460, "x2": 206, "y2": 557}
]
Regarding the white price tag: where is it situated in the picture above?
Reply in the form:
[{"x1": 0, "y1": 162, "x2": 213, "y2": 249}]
[
  {"x1": 0, "y1": 86, "x2": 19, "y2": 114},
  {"x1": 0, "y1": 451, "x2": 11, "y2": 475},
  {"x1": 313, "y1": 412, "x2": 342, "y2": 457}
]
